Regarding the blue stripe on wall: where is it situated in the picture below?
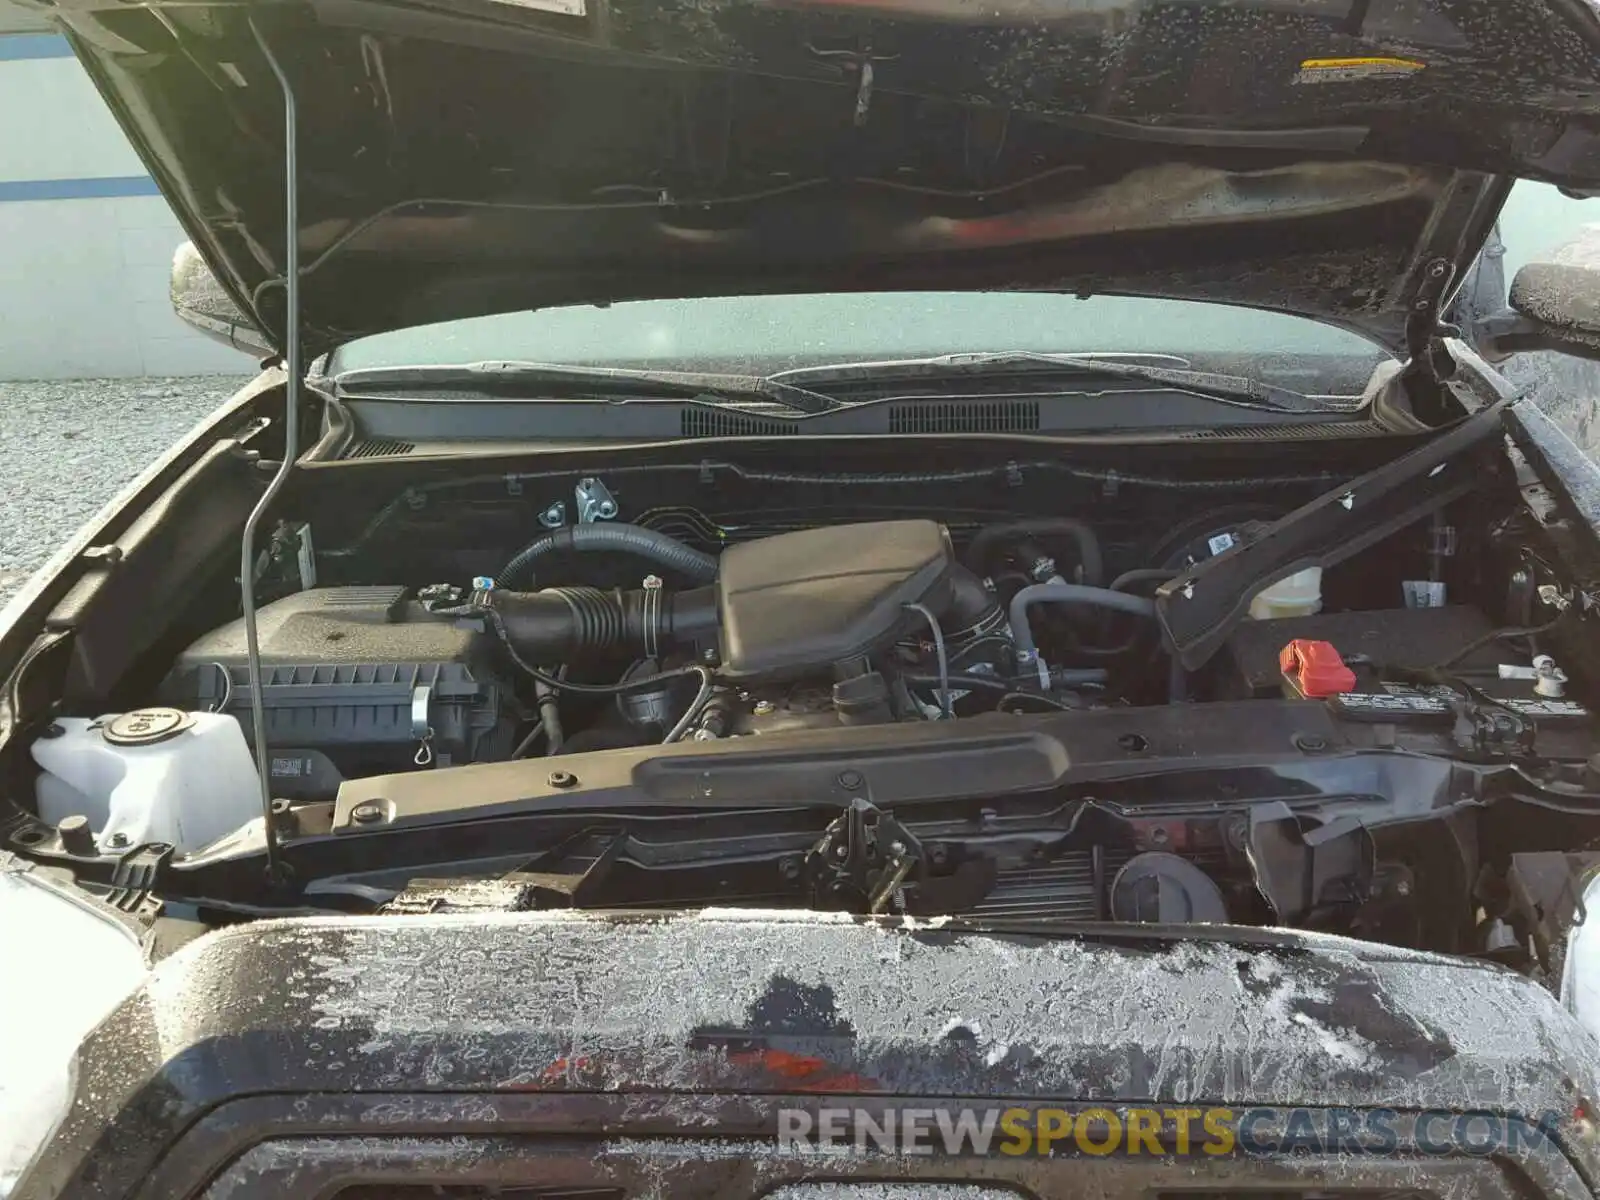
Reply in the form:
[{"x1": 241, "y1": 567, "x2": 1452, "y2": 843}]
[
  {"x1": 0, "y1": 35, "x2": 160, "y2": 204},
  {"x1": 0, "y1": 176, "x2": 161, "y2": 202},
  {"x1": 0, "y1": 33, "x2": 73, "y2": 61}
]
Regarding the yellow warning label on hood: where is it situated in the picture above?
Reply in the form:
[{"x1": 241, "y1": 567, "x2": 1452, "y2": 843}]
[{"x1": 1296, "y1": 55, "x2": 1427, "y2": 84}]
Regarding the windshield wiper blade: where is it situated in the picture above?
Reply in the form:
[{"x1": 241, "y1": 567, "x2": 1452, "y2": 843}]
[
  {"x1": 325, "y1": 360, "x2": 839, "y2": 415},
  {"x1": 770, "y1": 351, "x2": 1325, "y2": 414}
]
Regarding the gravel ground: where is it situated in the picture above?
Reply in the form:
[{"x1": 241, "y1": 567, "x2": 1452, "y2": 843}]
[{"x1": 0, "y1": 375, "x2": 249, "y2": 606}]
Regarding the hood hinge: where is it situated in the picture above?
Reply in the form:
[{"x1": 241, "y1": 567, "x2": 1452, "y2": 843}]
[{"x1": 1403, "y1": 256, "x2": 1461, "y2": 384}]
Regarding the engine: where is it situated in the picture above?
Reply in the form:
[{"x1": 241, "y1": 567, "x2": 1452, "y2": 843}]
[
  {"x1": 159, "y1": 520, "x2": 1017, "y2": 791},
  {"x1": 34, "y1": 486, "x2": 1600, "y2": 970},
  {"x1": 150, "y1": 510, "x2": 1578, "y2": 804}
]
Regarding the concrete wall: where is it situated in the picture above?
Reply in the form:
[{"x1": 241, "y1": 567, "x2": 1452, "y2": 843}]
[{"x1": 0, "y1": 11, "x2": 249, "y2": 380}]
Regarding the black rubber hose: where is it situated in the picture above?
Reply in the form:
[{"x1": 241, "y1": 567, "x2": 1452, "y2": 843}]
[
  {"x1": 1109, "y1": 568, "x2": 1181, "y2": 593},
  {"x1": 499, "y1": 522, "x2": 719, "y2": 589},
  {"x1": 489, "y1": 585, "x2": 718, "y2": 663},
  {"x1": 485, "y1": 605, "x2": 709, "y2": 696},
  {"x1": 535, "y1": 679, "x2": 564, "y2": 755},
  {"x1": 1071, "y1": 568, "x2": 1182, "y2": 658},
  {"x1": 903, "y1": 669, "x2": 1108, "y2": 695},
  {"x1": 1009, "y1": 583, "x2": 1157, "y2": 671},
  {"x1": 963, "y1": 519, "x2": 1104, "y2": 587}
]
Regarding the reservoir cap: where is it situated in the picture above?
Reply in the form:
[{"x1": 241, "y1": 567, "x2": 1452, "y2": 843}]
[{"x1": 102, "y1": 707, "x2": 194, "y2": 747}]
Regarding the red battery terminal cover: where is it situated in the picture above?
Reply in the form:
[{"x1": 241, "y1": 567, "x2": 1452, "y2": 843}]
[{"x1": 1279, "y1": 639, "x2": 1357, "y2": 698}]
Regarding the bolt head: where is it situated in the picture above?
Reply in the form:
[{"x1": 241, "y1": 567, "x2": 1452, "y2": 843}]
[
  {"x1": 752, "y1": 699, "x2": 776, "y2": 716},
  {"x1": 107, "y1": 832, "x2": 130, "y2": 848},
  {"x1": 1224, "y1": 814, "x2": 1249, "y2": 850},
  {"x1": 837, "y1": 769, "x2": 864, "y2": 790},
  {"x1": 548, "y1": 770, "x2": 578, "y2": 789},
  {"x1": 350, "y1": 802, "x2": 384, "y2": 825}
]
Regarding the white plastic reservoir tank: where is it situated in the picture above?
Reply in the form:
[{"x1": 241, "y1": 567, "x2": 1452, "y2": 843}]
[
  {"x1": 32, "y1": 708, "x2": 261, "y2": 855},
  {"x1": 1248, "y1": 568, "x2": 1324, "y2": 621}
]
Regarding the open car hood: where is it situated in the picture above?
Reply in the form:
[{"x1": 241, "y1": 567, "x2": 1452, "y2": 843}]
[{"x1": 49, "y1": 0, "x2": 1600, "y2": 356}]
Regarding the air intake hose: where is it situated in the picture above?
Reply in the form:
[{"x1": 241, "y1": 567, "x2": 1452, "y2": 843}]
[
  {"x1": 488, "y1": 584, "x2": 719, "y2": 663},
  {"x1": 500, "y1": 523, "x2": 719, "y2": 589},
  {"x1": 964, "y1": 519, "x2": 1104, "y2": 587}
]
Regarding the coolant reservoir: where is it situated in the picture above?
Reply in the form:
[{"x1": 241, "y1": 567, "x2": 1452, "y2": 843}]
[
  {"x1": 1248, "y1": 568, "x2": 1324, "y2": 621},
  {"x1": 31, "y1": 708, "x2": 260, "y2": 855}
]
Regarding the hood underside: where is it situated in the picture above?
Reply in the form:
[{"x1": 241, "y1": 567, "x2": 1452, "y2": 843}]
[{"x1": 44, "y1": 0, "x2": 1600, "y2": 355}]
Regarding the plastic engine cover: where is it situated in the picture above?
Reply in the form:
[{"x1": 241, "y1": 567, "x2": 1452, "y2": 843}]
[
  {"x1": 716, "y1": 520, "x2": 957, "y2": 680},
  {"x1": 160, "y1": 586, "x2": 514, "y2": 788}
]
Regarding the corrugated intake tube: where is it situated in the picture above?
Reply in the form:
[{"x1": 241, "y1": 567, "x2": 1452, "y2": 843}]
[{"x1": 490, "y1": 585, "x2": 718, "y2": 663}]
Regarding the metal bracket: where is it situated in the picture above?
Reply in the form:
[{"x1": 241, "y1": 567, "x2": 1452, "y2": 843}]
[
  {"x1": 80, "y1": 544, "x2": 124, "y2": 567},
  {"x1": 805, "y1": 44, "x2": 897, "y2": 127},
  {"x1": 1404, "y1": 257, "x2": 1459, "y2": 382},
  {"x1": 91, "y1": 842, "x2": 175, "y2": 916},
  {"x1": 410, "y1": 684, "x2": 435, "y2": 767},
  {"x1": 1451, "y1": 700, "x2": 1537, "y2": 759},
  {"x1": 1430, "y1": 522, "x2": 1458, "y2": 559},
  {"x1": 1245, "y1": 804, "x2": 1373, "y2": 924},
  {"x1": 575, "y1": 476, "x2": 618, "y2": 524}
]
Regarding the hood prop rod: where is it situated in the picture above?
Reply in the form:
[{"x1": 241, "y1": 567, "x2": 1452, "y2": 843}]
[{"x1": 240, "y1": 18, "x2": 300, "y2": 885}]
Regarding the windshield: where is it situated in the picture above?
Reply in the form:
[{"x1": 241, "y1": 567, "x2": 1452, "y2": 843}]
[{"x1": 328, "y1": 293, "x2": 1390, "y2": 395}]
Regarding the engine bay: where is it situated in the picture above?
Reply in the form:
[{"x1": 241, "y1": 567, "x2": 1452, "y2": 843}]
[
  {"x1": 14, "y1": 420, "x2": 1600, "y2": 976},
  {"x1": 146, "y1": 506, "x2": 1588, "y2": 791}
]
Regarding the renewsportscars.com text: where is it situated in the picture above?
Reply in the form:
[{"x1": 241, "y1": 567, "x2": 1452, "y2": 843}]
[{"x1": 776, "y1": 1106, "x2": 1572, "y2": 1158}]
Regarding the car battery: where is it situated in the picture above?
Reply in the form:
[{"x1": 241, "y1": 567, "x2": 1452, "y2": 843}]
[{"x1": 1223, "y1": 605, "x2": 1591, "y2": 726}]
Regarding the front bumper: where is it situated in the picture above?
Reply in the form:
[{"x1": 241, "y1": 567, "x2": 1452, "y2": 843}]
[{"x1": 14, "y1": 911, "x2": 1600, "y2": 1198}]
